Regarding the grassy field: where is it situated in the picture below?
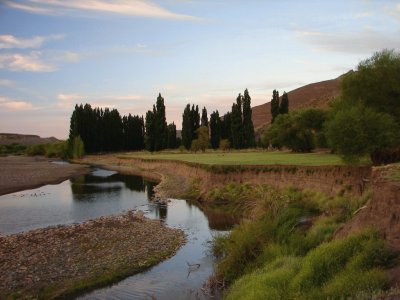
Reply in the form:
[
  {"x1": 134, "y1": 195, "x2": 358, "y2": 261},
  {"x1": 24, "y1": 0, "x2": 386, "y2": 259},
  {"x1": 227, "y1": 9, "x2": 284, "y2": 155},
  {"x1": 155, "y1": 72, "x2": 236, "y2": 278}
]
[{"x1": 122, "y1": 150, "x2": 359, "y2": 166}]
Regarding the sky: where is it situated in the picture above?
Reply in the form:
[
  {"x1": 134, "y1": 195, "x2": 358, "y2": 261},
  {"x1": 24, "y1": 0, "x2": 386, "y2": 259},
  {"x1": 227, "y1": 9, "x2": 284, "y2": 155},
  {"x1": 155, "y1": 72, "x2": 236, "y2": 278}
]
[{"x1": 0, "y1": 0, "x2": 399, "y2": 139}]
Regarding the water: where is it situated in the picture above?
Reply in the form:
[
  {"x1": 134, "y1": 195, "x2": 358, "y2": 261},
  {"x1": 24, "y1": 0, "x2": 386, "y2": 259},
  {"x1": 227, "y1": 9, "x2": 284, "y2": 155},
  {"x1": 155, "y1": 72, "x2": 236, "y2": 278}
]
[{"x1": 0, "y1": 168, "x2": 232, "y2": 299}]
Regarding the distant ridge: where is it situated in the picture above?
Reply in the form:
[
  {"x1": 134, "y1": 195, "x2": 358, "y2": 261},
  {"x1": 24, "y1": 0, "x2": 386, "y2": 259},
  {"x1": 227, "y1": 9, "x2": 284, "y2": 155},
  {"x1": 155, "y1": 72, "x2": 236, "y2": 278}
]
[
  {"x1": 252, "y1": 75, "x2": 342, "y2": 135},
  {"x1": 0, "y1": 133, "x2": 59, "y2": 145}
]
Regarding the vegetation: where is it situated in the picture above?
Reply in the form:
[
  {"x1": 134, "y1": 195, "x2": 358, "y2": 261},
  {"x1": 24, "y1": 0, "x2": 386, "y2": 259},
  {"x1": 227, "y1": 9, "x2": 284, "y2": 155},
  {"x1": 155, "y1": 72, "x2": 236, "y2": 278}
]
[
  {"x1": 191, "y1": 126, "x2": 209, "y2": 153},
  {"x1": 0, "y1": 143, "x2": 27, "y2": 155},
  {"x1": 124, "y1": 150, "x2": 350, "y2": 166},
  {"x1": 209, "y1": 185, "x2": 396, "y2": 299},
  {"x1": 264, "y1": 108, "x2": 328, "y2": 152},
  {"x1": 182, "y1": 104, "x2": 200, "y2": 150},
  {"x1": 210, "y1": 110, "x2": 221, "y2": 149},
  {"x1": 68, "y1": 103, "x2": 144, "y2": 154},
  {"x1": 270, "y1": 89, "x2": 289, "y2": 123},
  {"x1": 325, "y1": 105, "x2": 399, "y2": 164},
  {"x1": 326, "y1": 49, "x2": 400, "y2": 164}
]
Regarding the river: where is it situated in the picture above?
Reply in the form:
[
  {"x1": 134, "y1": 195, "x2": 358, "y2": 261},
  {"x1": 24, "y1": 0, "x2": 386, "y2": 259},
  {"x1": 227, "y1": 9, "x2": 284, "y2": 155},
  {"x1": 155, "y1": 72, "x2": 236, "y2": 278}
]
[{"x1": 0, "y1": 167, "x2": 232, "y2": 299}]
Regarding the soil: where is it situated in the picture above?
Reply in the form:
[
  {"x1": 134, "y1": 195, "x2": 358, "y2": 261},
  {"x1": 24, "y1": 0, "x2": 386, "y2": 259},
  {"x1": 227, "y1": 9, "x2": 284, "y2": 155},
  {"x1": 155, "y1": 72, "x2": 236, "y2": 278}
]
[
  {"x1": 0, "y1": 156, "x2": 89, "y2": 196},
  {"x1": 0, "y1": 211, "x2": 185, "y2": 299}
]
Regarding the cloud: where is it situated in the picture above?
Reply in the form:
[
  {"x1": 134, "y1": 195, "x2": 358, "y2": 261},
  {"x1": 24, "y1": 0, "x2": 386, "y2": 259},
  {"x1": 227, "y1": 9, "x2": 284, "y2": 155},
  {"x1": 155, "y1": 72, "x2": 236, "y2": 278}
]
[
  {"x1": 0, "y1": 96, "x2": 34, "y2": 110},
  {"x1": 0, "y1": 52, "x2": 56, "y2": 72},
  {"x1": 0, "y1": 79, "x2": 15, "y2": 86},
  {"x1": 5, "y1": 0, "x2": 201, "y2": 21},
  {"x1": 296, "y1": 29, "x2": 400, "y2": 54},
  {"x1": 0, "y1": 34, "x2": 64, "y2": 49},
  {"x1": 57, "y1": 92, "x2": 144, "y2": 109},
  {"x1": 386, "y1": 4, "x2": 400, "y2": 21}
]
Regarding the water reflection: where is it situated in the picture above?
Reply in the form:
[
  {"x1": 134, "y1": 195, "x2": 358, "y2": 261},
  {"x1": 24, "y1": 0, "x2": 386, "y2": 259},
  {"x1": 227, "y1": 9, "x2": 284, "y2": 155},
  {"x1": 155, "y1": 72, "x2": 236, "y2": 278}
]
[{"x1": 0, "y1": 168, "x2": 159, "y2": 234}]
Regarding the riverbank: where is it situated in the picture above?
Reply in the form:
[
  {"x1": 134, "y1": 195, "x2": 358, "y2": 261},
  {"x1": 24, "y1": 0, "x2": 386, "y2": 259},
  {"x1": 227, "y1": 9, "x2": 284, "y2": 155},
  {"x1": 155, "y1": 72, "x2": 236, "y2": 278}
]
[
  {"x1": 0, "y1": 155, "x2": 89, "y2": 196},
  {"x1": 0, "y1": 211, "x2": 185, "y2": 299}
]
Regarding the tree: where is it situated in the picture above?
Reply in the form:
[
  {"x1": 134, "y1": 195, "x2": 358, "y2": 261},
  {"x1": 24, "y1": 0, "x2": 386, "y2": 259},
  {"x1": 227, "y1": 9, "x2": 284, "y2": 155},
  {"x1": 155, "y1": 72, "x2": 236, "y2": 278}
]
[
  {"x1": 242, "y1": 89, "x2": 255, "y2": 148},
  {"x1": 181, "y1": 104, "x2": 192, "y2": 150},
  {"x1": 280, "y1": 92, "x2": 289, "y2": 115},
  {"x1": 181, "y1": 103, "x2": 200, "y2": 150},
  {"x1": 153, "y1": 93, "x2": 167, "y2": 151},
  {"x1": 72, "y1": 135, "x2": 85, "y2": 158},
  {"x1": 325, "y1": 105, "x2": 400, "y2": 164},
  {"x1": 341, "y1": 49, "x2": 400, "y2": 123},
  {"x1": 231, "y1": 94, "x2": 243, "y2": 149},
  {"x1": 221, "y1": 112, "x2": 232, "y2": 144},
  {"x1": 271, "y1": 90, "x2": 280, "y2": 123},
  {"x1": 145, "y1": 110, "x2": 155, "y2": 151},
  {"x1": 263, "y1": 109, "x2": 328, "y2": 152},
  {"x1": 192, "y1": 126, "x2": 209, "y2": 152},
  {"x1": 210, "y1": 110, "x2": 221, "y2": 149},
  {"x1": 167, "y1": 122, "x2": 177, "y2": 149},
  {"x1": 201, "y1": 106, "x2": 209, "y2": 127}
]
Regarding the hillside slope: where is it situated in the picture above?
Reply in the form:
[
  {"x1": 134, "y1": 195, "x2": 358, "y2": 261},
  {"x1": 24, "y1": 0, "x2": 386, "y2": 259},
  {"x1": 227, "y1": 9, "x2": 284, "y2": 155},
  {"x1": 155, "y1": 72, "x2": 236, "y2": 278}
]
[
  {"x1": 252, "y1": 76, "x2": 341, "y2": 134},
  {"x1": 0, "y1": 133, "x2": 59, "y2": 145}
]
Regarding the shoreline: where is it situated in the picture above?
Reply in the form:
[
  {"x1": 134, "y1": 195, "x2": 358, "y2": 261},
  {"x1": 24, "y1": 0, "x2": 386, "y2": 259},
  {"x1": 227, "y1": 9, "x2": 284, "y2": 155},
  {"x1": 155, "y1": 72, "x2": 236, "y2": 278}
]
[
  {"x1": 0, "y1": 155, "x2": 90, "y2": 196},
  {"x1": 0, "y1": 211, "x2": 185, "y2": 299}
]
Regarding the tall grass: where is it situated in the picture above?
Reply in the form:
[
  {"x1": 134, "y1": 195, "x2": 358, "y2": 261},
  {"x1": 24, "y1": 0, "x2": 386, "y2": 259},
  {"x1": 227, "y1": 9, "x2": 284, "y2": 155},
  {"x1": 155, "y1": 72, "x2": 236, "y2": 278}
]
[{"x1": 209, "y1": 184, "x2": 395, "y2": 299}]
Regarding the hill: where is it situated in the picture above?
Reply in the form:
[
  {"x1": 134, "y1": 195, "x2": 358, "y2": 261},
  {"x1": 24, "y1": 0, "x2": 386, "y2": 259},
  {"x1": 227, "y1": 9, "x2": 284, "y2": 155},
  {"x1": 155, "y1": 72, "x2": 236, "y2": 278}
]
[
  {"x1": 252, "y1": 76, "x2": 341, "y2": 135},
  {"x1": 0, "y1": 133, "x2": 59, "y2": 146}
]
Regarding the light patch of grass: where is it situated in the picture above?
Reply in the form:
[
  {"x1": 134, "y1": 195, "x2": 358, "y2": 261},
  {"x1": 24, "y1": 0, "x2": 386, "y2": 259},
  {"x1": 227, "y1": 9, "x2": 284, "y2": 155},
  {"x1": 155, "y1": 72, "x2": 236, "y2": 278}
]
[{"x1": 122, "y1": 150, "x2": 356, "y2": 166}]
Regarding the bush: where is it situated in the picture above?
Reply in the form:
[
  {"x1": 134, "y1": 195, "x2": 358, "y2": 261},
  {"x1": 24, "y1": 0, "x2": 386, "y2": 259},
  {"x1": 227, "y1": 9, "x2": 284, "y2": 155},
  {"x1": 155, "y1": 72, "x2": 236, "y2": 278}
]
[
  {"x1": 26, "y1": 144, "x2": 46, "y2": 156},
  {"x1": 219, "y1": 139, "x2": 230, "y2": 151}
]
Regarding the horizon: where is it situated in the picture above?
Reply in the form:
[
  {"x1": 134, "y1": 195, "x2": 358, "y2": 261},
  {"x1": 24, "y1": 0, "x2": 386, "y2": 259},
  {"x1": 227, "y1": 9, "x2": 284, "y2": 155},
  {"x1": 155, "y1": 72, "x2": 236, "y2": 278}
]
[{"x1": 1, "y1": 0, "x2": 399, "y2": 139}]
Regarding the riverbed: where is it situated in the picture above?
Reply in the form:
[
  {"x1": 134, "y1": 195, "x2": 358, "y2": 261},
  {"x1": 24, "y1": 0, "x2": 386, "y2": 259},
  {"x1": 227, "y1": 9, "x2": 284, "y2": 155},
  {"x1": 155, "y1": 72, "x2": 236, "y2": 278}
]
[{"x1": 0, "y1": 168, "x2": 229, "y2": 299}]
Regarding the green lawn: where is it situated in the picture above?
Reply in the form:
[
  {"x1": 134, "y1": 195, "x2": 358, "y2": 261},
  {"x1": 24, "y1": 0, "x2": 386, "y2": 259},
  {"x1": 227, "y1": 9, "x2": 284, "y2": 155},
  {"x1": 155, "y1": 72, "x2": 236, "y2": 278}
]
[{"x1": 121, "y1": 150, "x2": 354, "y2": 166}]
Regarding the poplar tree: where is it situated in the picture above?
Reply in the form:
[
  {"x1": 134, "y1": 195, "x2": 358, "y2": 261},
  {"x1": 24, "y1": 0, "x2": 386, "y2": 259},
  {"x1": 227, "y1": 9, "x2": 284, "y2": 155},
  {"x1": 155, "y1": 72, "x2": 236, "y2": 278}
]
[
  {"x1": 210, "y1": 110, "x2": 221, "y2": 149},
  {"x1": 271, "y1": 89, "x2": 280, "y2": 123},
  {"x1": 181, "y1": 104, "x2": 192, "y2": 149},
  {"x1": 167, "y1": 122, "x2": 177, "y2": 149},
  {"x1": 201, "y1": 106, "x2": 209, "y2": 127},
  {"x1": 242, "y1": 89, "x2": 255, "y2": 148},
  {"x1": 153, "y1": 93, "x2": 167, "y2": 151},
  {"x1": 231, "y1": 94, "x2": 243, "y2": 149},
  {"x1": 280, "y1": 92, "x2": 289, "y2": 114},
  {"x1": 145, "y1": 110, "x2": 155, "y2": 151}
]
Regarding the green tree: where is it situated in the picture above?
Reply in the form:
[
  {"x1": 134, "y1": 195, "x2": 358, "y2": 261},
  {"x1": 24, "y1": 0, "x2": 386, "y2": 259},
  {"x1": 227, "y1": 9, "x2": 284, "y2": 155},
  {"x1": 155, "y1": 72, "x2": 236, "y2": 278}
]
[
  {"x1": 201, "y1": 106, "x2": 209, "y2": 127},
  {"x1": 167, "y1": 122, "x2": 177, "y2": 149},
  {"x1": 341, "y1": 49, "x2": 400, "y2": 123},
  {"x1": 242, "y1": 89, "x2": 255, "y2": 148},
  {"x1": 325, "y1": 105, "x2": 400, "y2": 164},
  {"x1": 221, "y1": 112, "x2": 232, "y2": 144},
  {"x1": 264, "y1": 109, "x2": 328, "y2": 152},
  {"x1": 231, "y1": 94, "x2": 243, "y2": 149},
  {"x1": 182, "y1": 104, "x2": 193, "y2": 149},
  {"x1": 280, "y1": 91, "x2": 289, "y2": 114},
  {"x1": 194, "y1": 126, "x2": 209, "y2": 152},
  {"x1": 210, "y1": 110, "x2": 221, "y2": 149},
  {"x1": 72, "y1": 135, "x2": 85, "y2": 158},
  {"x1": 145, "y1": 110, "x2": 155, "y2": 151},
  {"x1": 271, "y1": 89, "x2": 280, "y2": 123},
  {"x1": 153, "y1": 93, "x2": 167, "y2": 151}
]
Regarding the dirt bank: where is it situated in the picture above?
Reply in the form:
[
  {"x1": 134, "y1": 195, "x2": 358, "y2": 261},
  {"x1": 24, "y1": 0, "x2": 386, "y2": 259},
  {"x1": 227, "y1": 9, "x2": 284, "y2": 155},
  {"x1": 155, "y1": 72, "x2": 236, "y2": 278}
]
[
  {"x1": 0, "y1": 211, "x2": 185, "y2": 299},
  {"x1": 77, "y1": 154, "x2": 371, "y2": 199},
  {"x1": 0, "y1": 156, "x2": 89, "y2": 196}
]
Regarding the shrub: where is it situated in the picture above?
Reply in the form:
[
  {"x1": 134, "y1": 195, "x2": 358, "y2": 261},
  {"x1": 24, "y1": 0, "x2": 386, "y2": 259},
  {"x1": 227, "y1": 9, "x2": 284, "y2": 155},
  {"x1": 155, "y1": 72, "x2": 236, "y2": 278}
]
[
  {"x1": 26, "y1": 144, "x2": 46, "y2": 156},
  {"x1": 219, "y1": 139, "x2": 230, "y2": 151}
]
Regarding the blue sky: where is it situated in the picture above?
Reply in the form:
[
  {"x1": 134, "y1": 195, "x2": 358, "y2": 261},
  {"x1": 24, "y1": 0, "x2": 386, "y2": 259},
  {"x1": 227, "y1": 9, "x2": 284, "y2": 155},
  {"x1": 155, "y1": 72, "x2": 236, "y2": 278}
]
[{"x1": 0, "y1": 0, "x2": 399, "y2": 139}]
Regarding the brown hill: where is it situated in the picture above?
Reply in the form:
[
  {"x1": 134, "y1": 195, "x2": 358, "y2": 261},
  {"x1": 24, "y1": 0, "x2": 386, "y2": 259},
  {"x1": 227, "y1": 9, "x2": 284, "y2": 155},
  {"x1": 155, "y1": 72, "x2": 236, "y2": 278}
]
[
  {"x1": 0, "y1": 133, "x2": 59, "y2": 146},
  {"x1": 252, "y1": 76, "x2": 341, "y2": 135}
]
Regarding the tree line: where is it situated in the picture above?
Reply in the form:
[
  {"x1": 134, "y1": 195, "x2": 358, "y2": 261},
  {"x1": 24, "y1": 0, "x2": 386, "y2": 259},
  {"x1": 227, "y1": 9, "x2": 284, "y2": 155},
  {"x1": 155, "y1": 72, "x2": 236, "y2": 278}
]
[
  {"x1": 68, "y1": 104, "x2": 144, "y2": 155},
  {"x1": 263, "y1": 49, "x2": 400, "y2": 164}
]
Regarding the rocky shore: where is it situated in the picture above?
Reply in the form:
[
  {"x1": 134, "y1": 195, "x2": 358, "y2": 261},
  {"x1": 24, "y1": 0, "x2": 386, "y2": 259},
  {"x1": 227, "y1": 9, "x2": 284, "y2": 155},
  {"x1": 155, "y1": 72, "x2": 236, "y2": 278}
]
[
  {"x1": 0, "y1": 211, "x2": 185, "y2": 299},
  {"x1": 0, "y1": 156, "x2": 89, "y2": 196}
]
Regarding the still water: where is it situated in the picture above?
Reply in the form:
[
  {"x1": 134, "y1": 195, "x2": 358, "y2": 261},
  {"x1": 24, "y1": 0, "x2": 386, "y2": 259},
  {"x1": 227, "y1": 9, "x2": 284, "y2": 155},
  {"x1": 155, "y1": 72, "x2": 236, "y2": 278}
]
[{"x1": 0, "y1": 168, "x2": 232, "y2": 299}]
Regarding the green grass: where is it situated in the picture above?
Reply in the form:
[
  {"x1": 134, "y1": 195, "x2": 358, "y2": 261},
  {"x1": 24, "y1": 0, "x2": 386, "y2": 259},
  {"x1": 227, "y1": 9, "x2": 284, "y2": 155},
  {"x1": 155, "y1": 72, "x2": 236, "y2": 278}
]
[{"x1": 122, "y1": 150, "x2": 358, "y2": 166}]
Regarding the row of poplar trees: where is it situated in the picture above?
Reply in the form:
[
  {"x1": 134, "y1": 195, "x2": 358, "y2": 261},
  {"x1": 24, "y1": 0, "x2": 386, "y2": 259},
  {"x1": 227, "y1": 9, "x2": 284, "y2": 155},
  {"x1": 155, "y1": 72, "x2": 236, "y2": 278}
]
[
  {"x1": 68, "y1": 103, "x2": 145, "y2": 153},
  {"x1": 69, "y1": 89, "x2": 256, "y2": 153},
  {"x1": 181, "y1": 88, "x2": 255, "y2": 150}
]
